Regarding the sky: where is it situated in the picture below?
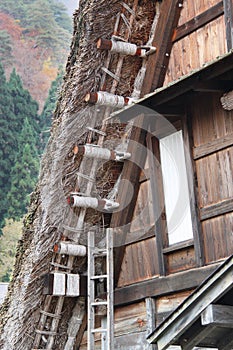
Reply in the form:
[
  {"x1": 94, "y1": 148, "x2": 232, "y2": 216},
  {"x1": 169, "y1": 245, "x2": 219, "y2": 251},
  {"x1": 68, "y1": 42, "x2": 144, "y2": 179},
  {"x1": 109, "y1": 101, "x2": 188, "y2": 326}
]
[{"x1": 60, "y1": 0, "x2": 79, "y2": 15}]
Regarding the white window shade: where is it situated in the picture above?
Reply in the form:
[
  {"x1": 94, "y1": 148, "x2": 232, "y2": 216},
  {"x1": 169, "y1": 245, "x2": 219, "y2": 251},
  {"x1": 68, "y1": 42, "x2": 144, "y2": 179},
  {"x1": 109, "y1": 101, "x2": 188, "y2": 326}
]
[{"x1": 160, "y1": 130, "x2": 193, "y2": 245}]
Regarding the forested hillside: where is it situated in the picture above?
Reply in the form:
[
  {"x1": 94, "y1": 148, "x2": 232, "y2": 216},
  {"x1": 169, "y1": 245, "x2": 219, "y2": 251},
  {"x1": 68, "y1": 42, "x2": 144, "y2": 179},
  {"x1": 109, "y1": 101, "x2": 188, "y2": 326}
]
[
  {"x1": 0, "y1": 0, "x2": 73, "y2": 109},
  {"x1": 0, "y1": 0, "x2": 75, "y2": 282}
]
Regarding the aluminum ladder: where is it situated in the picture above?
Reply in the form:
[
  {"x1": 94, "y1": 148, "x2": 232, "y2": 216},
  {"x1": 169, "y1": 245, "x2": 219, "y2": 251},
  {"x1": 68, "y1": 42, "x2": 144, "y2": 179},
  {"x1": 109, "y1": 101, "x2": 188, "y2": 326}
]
[{"x1": 87, "y1": 228, "x2": 114, "y2": 350}]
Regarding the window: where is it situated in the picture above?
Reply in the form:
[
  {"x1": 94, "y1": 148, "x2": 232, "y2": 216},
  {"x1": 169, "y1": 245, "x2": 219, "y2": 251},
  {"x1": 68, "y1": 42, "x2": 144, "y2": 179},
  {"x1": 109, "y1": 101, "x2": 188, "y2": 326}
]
[{"x1": 159, "y1": 130, "x2": 193, "y2": 245}]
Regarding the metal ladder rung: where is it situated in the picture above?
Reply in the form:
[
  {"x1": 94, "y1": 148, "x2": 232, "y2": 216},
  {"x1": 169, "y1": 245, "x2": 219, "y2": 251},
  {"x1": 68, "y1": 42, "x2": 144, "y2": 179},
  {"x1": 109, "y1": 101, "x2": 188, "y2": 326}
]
[
  {"x1": 92, "y1": 248, "x2": 107, "y2": 255},
  {"x1": 91, "y1": 328, "x2": 107, "y2": 333},
  {"x1": 91, "y1": 274, "x2": 108, "y2": 280},
  {"x1": 91, "y1": 301, "x2": 108, "y2": 306}
]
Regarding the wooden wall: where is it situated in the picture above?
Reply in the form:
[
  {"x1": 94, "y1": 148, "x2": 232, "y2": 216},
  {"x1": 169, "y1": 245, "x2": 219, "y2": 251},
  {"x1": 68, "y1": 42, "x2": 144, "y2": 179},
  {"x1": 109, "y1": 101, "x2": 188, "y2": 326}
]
[
  {"x1": 114, "y1": 0, "x2": 232, "y2": 288},
  {"x1": 117, "y1": 237, "x2": 159, "y2": 287},
  {"x1": 191, "y1": 92, "x2": 233, "y2": 264},
  {"x1": 80, "y1": 301, "x2": 149, "y2": 349},
  {"x1": 164, "y1": 0, "x2": 227, "y2": 85},
  {"x1": 156, "y1": 290, "x2": 192, "y2": 325}
]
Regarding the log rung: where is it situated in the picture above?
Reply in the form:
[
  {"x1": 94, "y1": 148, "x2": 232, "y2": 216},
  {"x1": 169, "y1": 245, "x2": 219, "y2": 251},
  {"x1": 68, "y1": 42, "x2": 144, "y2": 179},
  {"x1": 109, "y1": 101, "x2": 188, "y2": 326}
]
[
  {"x1": 86, "y1": 127, "x2": 106, "y2": 136},
  {"x1": 35, "y1": 330, "x2": 57, "y2": 336},
  {"x1": 111, "y1": 35, "x2": 127, "y2": 42},
  {"x1": 101, "y1": 67, "x2": 120, "y2": 82},
  {"x1": 122, "y1": 2, "x2": 135, "y2": 16},
  {"x1": 40, "y1": 310, "x2": 62, "y2": 319},
  {"x1": 50, "y1": 262, "x2": 71, "y2": 270},
  {"x1": 76, "y1": 172, "x2": 95, "y2": 182},
  {"x1": 62, "y1": 224, "x2": 85, "y2": 233}
]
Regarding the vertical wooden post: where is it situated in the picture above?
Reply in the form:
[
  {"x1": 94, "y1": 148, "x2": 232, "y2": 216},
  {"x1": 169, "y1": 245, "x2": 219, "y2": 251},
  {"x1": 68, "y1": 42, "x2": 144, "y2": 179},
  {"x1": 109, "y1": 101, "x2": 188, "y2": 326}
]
[
  {"x1": 223, "y1": 0, "x2": 233, "y2": 50},
  {"x1": 141, "y1": 0, "x2": 184, "y2": 95},
  {"x1": 146, "y1": 133, "x2": 167, "y2": 276},
  {"x1": 146, "y1": 298, "x2": 157, "y2": 349},
  {"x1": 182, "y1": 114, "x2": 204, "y2": 267}
]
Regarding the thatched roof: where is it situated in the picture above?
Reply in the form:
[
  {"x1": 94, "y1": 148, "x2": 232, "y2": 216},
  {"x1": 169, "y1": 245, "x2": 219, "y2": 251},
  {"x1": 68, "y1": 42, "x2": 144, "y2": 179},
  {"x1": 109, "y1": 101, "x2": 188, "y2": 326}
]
[{"x1": 0, "y1": 0, "x2": 157, "y2": 349}]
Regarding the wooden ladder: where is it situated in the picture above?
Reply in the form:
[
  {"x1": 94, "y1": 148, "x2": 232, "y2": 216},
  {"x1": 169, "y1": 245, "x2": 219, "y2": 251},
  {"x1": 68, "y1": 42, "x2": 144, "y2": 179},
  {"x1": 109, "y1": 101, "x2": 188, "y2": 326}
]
[{"x1": 32, "y1": 1, "x2": 161, "y2": 348}]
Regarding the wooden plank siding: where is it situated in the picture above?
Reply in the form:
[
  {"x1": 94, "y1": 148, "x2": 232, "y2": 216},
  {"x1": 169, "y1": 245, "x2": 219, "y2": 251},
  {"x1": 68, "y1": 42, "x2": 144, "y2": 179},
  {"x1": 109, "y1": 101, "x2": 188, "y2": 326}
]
[
  {"x1": 117, "y1": 237, "x2": 159, "y2": 288},
  {"x1": 156, "y1": 290, "x2": 192, "y2": 325},
  {"x1": 191, "y1": 92, "x2": 233, "y2": 264},
  {"x1": 80, "y1": 301, "x2": 149, "y2": 349},
  {"x1": 164, "y1": 0, "x2": 227, "y2": 85},
  {"x1": 113, "y1": 0, "x2": 233, "y2": 291},
  {"x1": 178, "y1": 0, "x2": 222, "y2": 25}
]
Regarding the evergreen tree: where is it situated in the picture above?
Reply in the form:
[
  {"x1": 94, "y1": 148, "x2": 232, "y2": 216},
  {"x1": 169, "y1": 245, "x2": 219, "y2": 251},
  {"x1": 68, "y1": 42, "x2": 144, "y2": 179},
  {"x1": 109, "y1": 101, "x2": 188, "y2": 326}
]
[
  {"x1": 0, "y1": 63, "x2": 15, "y2": 234},
  {"x1": 7, "y1": 68, "x2": 40, "y2": 145},
  {"x1": 25, "y1": 0, "x2": 71, "y2": 63},
  {"x1": 52, "y1": 1, "x2": 72, "y2": 32},
  {"x1": 39, "y1": 68, "x2": 63, "y2": 152},
  {"x1": 0, "y1": 30, "x2": 14, "y2": 68},
  {"x1": 0, "y1": 65, "x2": 40, "y2": 230},
  {"x1": 7, "y1": 118, "x2": 39, "y2": 220},
  {"x1": 0, "y1": 0, "x2": 27, "y2": 20},
  {"x1": 0, "y1": 0, "x2": 72, "y2": 65}
]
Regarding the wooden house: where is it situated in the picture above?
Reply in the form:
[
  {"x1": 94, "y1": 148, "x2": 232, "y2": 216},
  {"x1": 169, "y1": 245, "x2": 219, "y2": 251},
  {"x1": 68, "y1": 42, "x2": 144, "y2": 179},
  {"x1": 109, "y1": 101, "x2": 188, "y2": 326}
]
[{"x1": 0, "y1": 0, "x2": 233, "y2": 349}]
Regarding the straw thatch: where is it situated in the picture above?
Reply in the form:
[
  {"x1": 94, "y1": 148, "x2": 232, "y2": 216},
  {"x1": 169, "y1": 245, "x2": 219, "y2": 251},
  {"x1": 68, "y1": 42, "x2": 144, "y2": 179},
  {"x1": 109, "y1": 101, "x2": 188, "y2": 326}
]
[{"x1": 0, "y1": 0, "x2": 157, "y2": 349}]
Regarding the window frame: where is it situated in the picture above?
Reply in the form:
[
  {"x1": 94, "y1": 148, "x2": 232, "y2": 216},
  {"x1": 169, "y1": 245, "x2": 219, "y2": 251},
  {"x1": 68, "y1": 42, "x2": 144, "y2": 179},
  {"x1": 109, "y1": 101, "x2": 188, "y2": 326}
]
[{"x1": 147, "y1": 114, "x2": 203, "y2": 275}]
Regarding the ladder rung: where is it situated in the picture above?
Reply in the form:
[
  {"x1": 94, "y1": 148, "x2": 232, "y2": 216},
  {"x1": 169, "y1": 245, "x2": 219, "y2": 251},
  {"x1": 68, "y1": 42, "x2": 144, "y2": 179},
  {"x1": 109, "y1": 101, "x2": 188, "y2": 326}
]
[
  {"x1": 91, "y1": 301, "x2": 108, "y2": 306},
  {"x1": 76, "y1": 172, "x2": 95, "y2": 182},
  {"x1": 91, "y1": 274, "x2": 108, "y2": 280},
  {"x1": 92, "y1": 249, "x2": 107, "y2": 255},
  {"x1": 40, "y1": 310, "x2": 62, "y2": 319},
  {"x1": 35, "y1": 330, "x2": 57, "y2": 336},
  {"x1": 91, "y1": 328, "x2": 107, "y2": 333},
  {"x1": 50, "y1": 262, "x2": 71, "y2": 270},
  {"x1": 86, "y1": 126, "x2": 106, "y2": 136}
]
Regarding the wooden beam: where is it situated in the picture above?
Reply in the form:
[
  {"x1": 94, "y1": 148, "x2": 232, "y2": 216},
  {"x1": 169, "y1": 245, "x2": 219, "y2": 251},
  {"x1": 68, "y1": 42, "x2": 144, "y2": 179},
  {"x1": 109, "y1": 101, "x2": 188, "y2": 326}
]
[
  {"x1": 114, "y1": 263, "x2": 220, "y2": 306},
  {"x1": 111, "y1": 115, "x2": 148, "y2": 285},
  {"x1": 74, "y1": 313, "x2": 87, "y2": 349},
  {"x1": 217, "y1": 332, "x2": 233, "y2": 350},
  {"x1": 141, "y1": 0, "x2": 184, "y2": 95},
  {"x1": 147, "y1": 256, "x2": 233, "y2": 347},
  {"x1": 193, "y1": 80, "x2": 232, "y2": 92},
  {"x1": 112, "y1": 1, "x2": 184, "y2": 285},
  {"x1": 202, "y1": 304, "x2": 233, "y2": 328},
  {"x1": 173, "y1": 2, "x2": 224, "y2": 42},
  {"x1": 146, "y1": 298, "x2": 157, "y2": 350},
  {"x1": 180, "y1": 324, "x2": 214, "y2": 350},
  {"x1": 183, "y1": 114, "x2": 204, "y2": 267},
  {"x1": 139, "y1": 168, "x2": 150, "y2": 183},
  {"x1": 117, "y1": 52, "x2": 233, "y2": 123},
  {"x1": 152, "y1": 53, "x2": 233, "y2": 105},
  {"x1": 223, "y1": 0, "x2": 233, "y2": 50},
  {"x1": 147, "y1": 135, "x2": 167, "y2": 276},
  {"x1": 200, "y1": 198, "x2": 233, "y2": 221},
  {"x1": 193, "y1": 133, "x2": 233, "y2": 159},
  {"x1": 162, "y1": 239, "x2": 194, "y2": 254}
]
